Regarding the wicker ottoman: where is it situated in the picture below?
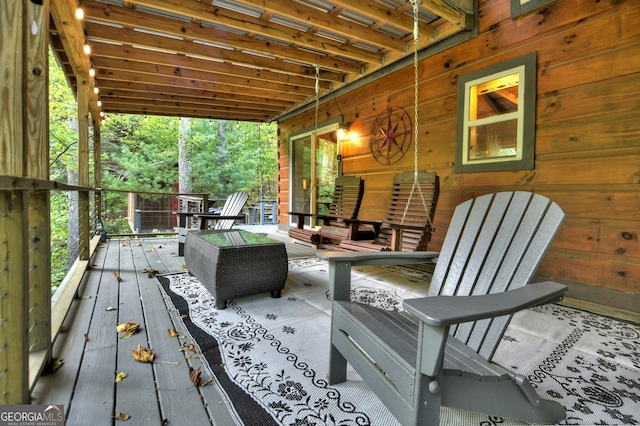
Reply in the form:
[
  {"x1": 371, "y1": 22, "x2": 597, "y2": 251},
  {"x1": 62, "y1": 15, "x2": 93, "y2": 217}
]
[{"x1": 184, "y1": 229, "x2": 288, "y2": 309}]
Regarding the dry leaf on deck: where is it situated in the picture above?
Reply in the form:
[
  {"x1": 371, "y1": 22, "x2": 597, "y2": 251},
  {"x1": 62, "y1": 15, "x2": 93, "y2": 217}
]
[
  {"x1": 167, "y1": 329, "x2": 178, "y2": 338},
  {"x1": 113, "y1": 272, "x2": 122, "y2": 282},
  {"x1": 143, "y1": 268, "x2": 157, "y2": 278},
  {"x1": 132, "y1": 345, "x2": 155, "y2": 363},
  {"x1": 189, "y1": 366, "x2": 201, "y2": 386},
  {"x1": 119, "y1": 242, "x2": 130, "y2": 247},
  {"x1": 115, "y1": 371, "x2": 127, "y2": 383},
  {"x1": 50, "y1": 358, "x2": 64, "y2": 373},
  {"x1": 112, "y1": 412, "x2": 130, "y2": 421},
  {"x1": 117, "y1": 321, "x2": 140, "y2": 338}
]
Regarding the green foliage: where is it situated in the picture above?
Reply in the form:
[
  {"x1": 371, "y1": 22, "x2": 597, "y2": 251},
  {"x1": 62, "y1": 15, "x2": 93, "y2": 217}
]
[
  {"x1": 188, "y1": 119, "x2": 278, "y2": 200},
  {"x1": 49, "y1": 50, "x2": 77, "y2": 292},
  {"x1": 48, "y1": 49, "x2": 278, "y2": 290}
]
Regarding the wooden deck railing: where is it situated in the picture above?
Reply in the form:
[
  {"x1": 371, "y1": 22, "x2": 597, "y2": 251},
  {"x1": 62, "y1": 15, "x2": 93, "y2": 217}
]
[{"x1": 0, "y1": 175, "x2": 209, "y2": 403}]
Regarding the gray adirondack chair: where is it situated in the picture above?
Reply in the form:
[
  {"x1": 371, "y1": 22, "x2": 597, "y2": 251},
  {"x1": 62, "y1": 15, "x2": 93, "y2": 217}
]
[
  {"x1": 176, "y1": 192, "x2": 248, "y2": 256},
  {"x1": 194, "y1": 191, "x2": 248, "y2": 229},
  {"x1": 318, "y1": 191, "x2": 567, "y2": 425}
]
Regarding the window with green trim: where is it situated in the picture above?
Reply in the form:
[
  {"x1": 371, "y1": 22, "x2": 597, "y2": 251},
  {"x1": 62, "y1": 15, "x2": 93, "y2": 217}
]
[
  {"x1": 511, "y1": 0, "x2": 556, "y2": 19},
  {"x1": 455, "y1": 52, "x2": 537, "y2": 173}
]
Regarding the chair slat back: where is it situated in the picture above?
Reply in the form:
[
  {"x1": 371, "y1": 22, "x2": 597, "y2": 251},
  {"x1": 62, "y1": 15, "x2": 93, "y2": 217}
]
[
  {"x1": 375, "y1": 171, "x2": 439, "y2": 251},
  {"x1": 428, "y1": 192, "x2": 565, "y2": 359},
  {"x1": 214, "y1": 192, "x2": 249, "y2": 230},
  {"x1": 326, "y1": 176, "x2": 364, "y2": 219}
]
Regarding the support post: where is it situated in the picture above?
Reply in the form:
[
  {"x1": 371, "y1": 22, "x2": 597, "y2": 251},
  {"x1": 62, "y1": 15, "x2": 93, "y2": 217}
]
[
  {"x1": 77, "y1": 75, "x2": 90, "y2": 261},
  {"x1": 0, "y1": 0, "x2": 48, "y2": 403}
]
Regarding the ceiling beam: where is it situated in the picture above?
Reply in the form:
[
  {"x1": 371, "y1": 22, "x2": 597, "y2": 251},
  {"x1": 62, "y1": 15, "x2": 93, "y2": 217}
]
[
  {"x1": 90, "y1": 43, "x2": 331, "y2": 90},
  {"x1": 50, "y1": 0, "x2": 102, "y2": 121},
  {"x1": 232, "y1": 0, "x2": 409, "y2": 53},
  {"x1": 330, "y1": 0, "x2": 437, "y2": 39},
  {"x1": 82, "y1": 2, "x2": 362, "y2": 74},
  {"x1": 122, "y1": 0, "x2": 385, "y2": 64}
]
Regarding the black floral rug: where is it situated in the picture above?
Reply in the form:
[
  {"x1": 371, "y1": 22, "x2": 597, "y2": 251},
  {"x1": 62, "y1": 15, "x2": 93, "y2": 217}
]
[{"x1": 157, "y1": 258, "x2": 640, "y2": 425}]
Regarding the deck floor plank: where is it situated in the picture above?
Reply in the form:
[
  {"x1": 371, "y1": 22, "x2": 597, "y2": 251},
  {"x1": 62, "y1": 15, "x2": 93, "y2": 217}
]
[
  {"x1": 133, "y1": 239, "x2": 215, "y2": 425},
  {"x1": 31, "y1": 228, "x2": 317, "y2": 424},
  {"x1": 114, "y1": 241, "x2": 163, "y2": 425},
  {"x1": 31, "y1": 241, "x2": 109, "y2": 411},
  {"x1": 66, "y1": 241, "x2": 121, "y2": 425},
  {"x1": 139, "y1": 238, "x2": 254, "y2": 425}
]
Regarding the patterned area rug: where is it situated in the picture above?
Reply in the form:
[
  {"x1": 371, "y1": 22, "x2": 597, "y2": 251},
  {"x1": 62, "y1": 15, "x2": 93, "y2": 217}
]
[{"x1": 157, "y1": 258, "x2": 640, "y2": 425}]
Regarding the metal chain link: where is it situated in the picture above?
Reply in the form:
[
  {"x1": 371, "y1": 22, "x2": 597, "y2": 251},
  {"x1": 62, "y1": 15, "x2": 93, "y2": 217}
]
[{"x1": 402, "y1": 0, "x2": 433, "y2": 230}]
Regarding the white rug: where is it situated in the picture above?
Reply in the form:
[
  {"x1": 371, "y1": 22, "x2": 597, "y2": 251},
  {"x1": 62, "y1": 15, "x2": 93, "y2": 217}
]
[{"x1": 158, "y1": 258, "x2": 640, "y2": 425}]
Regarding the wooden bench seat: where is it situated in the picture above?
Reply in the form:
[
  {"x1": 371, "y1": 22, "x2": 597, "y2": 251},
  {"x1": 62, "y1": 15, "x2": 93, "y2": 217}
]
[{"x1": 288, "y1": 176, "x2": 364, "y2": 246}]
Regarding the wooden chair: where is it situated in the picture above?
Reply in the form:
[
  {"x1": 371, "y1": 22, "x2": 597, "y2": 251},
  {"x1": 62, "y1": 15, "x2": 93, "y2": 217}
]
[
  {"x1": 327, "y1": 170, "x2": 439, "y2": 252},
  {"x1": 176, "y1": 192, "x2": 248, "y2": 255},
  {"x1": 318, "y1": 191, "x2": 567, "y2": 425},
  {"x1": 288, "y1": 176, "x2": 364, "y2": 246}
]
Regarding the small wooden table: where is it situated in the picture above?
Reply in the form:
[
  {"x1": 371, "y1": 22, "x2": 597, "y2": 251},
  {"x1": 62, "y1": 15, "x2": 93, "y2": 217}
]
[{"x1": 184, "y1": 230, "x2": 288, "y2": 309}]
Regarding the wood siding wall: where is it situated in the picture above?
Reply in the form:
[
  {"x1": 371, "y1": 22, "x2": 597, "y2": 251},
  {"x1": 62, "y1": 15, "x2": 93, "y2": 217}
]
[{"x1": 277, "y1": 0, "x2": 640, "y2": 312}]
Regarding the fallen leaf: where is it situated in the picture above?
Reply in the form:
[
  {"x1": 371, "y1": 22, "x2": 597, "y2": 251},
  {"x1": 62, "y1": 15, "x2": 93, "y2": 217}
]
[
  {"x1": 132, "y1": 345, "x2": 155, "y2": 363},
  {"x1": 117, "y1": 321, "x2": 140, "y2": 338},
  {"x1": 149, "y1": 247, "x2": 157, "y2": 252},
  {"x1": 51, "y1": 358, "x2": 64, "y2": 373},
  {"x1": 106, "y1": 306, "x2": 117, "y2": 311},
  {"x1": 84, "y1": 333, "x2": 89, "y2": 342},
  {"x1": 186, "y1": 343, "x2": 196, "y2": 353},
  {"x1": 112, "y1": 412, "x2": 130, "y2": 421},
  {"x1": 113, "y1": 272, "x2": 122, "y2": 282},
  {"x1": 201, "y1": 378, "x2": 213, "y2": 387},
  {"x1": 120, "y1": 242, "x2": 130, "y2": 247},
  {"x1": 136, "y1": 243, "x2": 142, "y2": 247},
  {"x1": 115, "y1": 371, "x2": 127, "y2": 383},
  {"x1": 167, "y1": 329, "x2": 178, "y2": 338},
  {"x1": 189, "y1": 366, "x2": 201, "y2": 386},
  {"x1": 142, "y1": 268, "x2": 157, "y2": 278},
  {"x1": 182, "y1": 263, "x2": 187, "y2": 269}
]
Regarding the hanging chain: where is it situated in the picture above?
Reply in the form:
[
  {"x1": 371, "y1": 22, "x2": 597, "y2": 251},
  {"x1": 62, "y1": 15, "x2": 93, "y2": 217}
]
[
  {"x1": 401, "y1": 0, "x2": 433, "y2": 230},
  {"x1": 298, "y1": 65, "x2": 321, "y2": 211}
]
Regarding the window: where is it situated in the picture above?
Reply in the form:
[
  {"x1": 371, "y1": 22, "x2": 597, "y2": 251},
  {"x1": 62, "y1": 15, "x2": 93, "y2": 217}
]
[
  {"x1": 511, "y1": 0, "x2": 556, "y2": 19},
  {"x1": 455, "y1": 52, "x2": 536, "y2": 173}
]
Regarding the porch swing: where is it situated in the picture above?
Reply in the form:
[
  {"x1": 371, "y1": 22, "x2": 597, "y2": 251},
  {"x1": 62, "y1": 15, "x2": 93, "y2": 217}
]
[{"x1": 321, "y1": 1, "x2": 439, "y2": 252}]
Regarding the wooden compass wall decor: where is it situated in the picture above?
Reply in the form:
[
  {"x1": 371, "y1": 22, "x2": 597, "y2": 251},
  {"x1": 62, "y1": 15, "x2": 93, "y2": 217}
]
[{"x1": 369, "y1": 107, "x2": 412, "y2": 165}]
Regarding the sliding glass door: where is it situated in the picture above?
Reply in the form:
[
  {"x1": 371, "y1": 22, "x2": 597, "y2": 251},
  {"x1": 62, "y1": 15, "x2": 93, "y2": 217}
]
[{"x1": 289, "y1": 124, "x2": 340, "y2": 227}]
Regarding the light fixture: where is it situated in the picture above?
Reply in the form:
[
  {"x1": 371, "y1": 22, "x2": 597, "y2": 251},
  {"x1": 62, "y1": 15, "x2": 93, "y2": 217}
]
[
  {"x1": 100, "y1": 111, "x2": 104, "y2": 117},
  {"x1": 83, "y1": 43, "x2": 91, "y2": 54},
  {"x1": 336, "y1": 124, "x2": 350, "y2": 141},
  {"x1": 97, "y1": 100, "x2": 102, "y2": 107},
  {"x1": 93, "y1": 87, "x2": 99, "y2": 94},
  {"x1": 89, "y1": 68, "x2": 95, "y2": 77},
  {"x1": 75, "y1": 8, "x2": 84, "y2": 20}
]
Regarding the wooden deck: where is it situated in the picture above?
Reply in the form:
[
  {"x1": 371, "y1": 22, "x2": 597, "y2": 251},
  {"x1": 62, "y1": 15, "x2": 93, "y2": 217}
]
[{"x1": 31, "y1": 226, "x2": 316, "y2": 425}]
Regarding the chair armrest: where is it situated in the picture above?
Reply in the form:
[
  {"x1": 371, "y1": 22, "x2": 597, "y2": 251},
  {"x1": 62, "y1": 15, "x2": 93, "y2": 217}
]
[
  {"x1": 403, "y1": 281, "x2": 567, "y2": 327},
  {"x1": 288, "y1": 211, "x2": 315, "y2": 218},
  {"x1": 318, "y1": 250, "x2": 439, "y2": 266},
  {"x1": 194, "y1": 214, "x2": 245, "y2": 220}
]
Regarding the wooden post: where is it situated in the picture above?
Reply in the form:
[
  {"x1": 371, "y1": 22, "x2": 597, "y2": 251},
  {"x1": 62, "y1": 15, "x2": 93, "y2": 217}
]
[
  {"x1": 0, "y1": 0, "x2": 46, "y2": 403},
  {"x1": 26, "y1": 0, "x2": 52, "y2": 378},
  {"x1": 77, "y1": 75, "x2": 90, "y2": 261},
  {"x1": 93, "y1": 119, "x2": 102, "y2": 224}
]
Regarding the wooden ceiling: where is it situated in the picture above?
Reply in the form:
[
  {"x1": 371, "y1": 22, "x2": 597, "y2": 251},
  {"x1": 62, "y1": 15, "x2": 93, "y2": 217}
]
[{"x1": 50, "y1": 0, "x2": 473, "y2": 123}]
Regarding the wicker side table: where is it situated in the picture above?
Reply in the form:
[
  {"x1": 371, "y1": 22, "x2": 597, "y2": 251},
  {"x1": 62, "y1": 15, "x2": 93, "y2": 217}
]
[{"x1": 184, "y1": 229, "x2": 288, "y2": 309}]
